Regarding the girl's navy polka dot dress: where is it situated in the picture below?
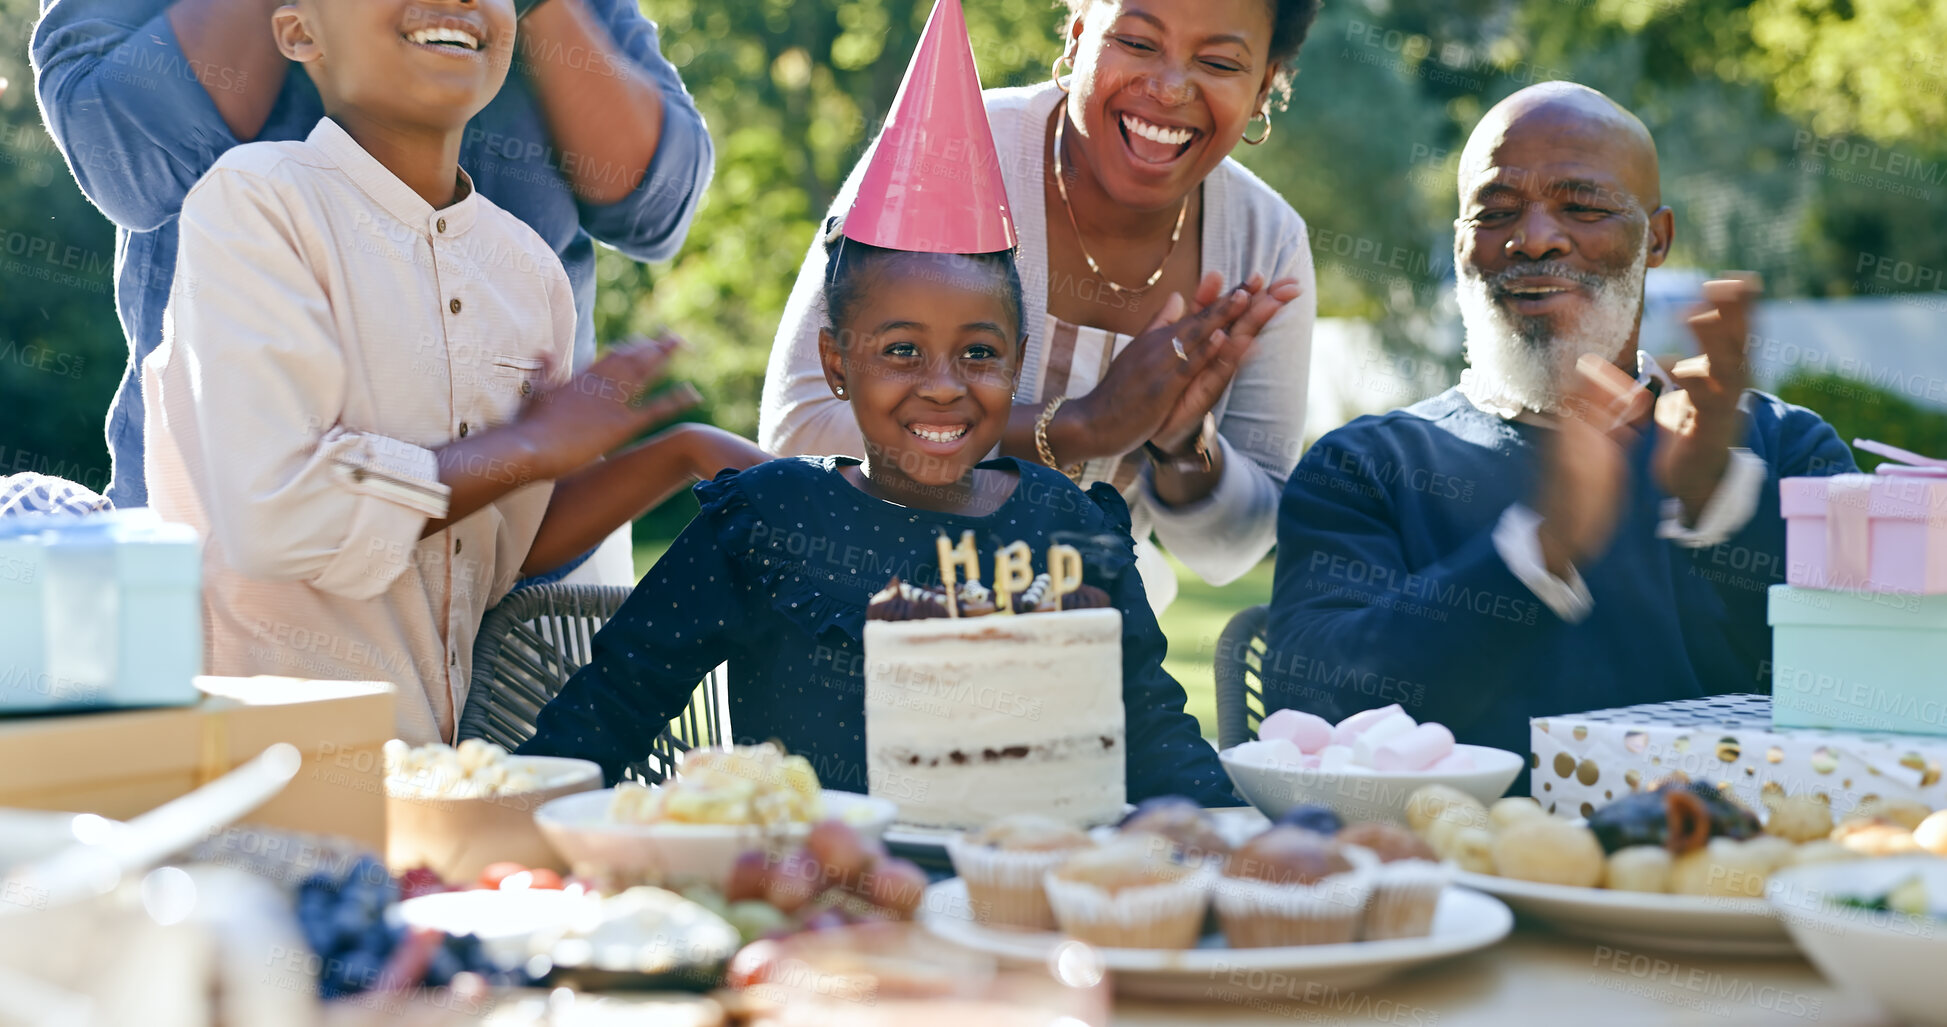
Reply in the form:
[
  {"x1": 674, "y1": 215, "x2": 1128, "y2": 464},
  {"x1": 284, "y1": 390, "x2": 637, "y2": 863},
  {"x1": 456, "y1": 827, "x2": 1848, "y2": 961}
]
[{"x1": 519, "y1": 455, "x2": 1236, "y2": 806}]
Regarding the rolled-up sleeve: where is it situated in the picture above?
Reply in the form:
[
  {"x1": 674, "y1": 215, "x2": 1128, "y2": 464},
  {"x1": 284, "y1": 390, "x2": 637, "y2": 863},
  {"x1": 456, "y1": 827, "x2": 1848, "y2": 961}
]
[
  {"x1": 570, "y1": 0, "x2": 713, "y2": 262},
  {"x1": 154, "y1": 167, "x2": 449, "y2": 598},
  {"x1": 1142, "y1": 220, "x2": 1317, "y2": 585},
  {"x1": 31, "y1": 2, "x2": 241, "y2": 231}
]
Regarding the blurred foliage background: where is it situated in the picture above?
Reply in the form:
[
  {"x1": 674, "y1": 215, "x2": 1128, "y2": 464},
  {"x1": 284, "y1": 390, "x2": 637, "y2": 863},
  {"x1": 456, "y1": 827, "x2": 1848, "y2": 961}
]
[{"x1": 3, "y1": 0, "x2": 1946, "y2": 522}]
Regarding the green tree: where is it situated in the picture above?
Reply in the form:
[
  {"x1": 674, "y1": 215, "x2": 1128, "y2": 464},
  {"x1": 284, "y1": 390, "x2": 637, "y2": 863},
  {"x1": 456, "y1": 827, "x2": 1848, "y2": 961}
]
[{"x1": 0, "y1": 0, "x2": 125, "y2": 493}]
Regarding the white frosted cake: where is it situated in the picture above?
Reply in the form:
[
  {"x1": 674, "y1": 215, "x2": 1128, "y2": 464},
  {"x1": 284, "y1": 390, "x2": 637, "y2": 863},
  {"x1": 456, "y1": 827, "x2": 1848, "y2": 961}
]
[{"x1": 864, "y1": 607, "x2": 1127, "y2": 830}]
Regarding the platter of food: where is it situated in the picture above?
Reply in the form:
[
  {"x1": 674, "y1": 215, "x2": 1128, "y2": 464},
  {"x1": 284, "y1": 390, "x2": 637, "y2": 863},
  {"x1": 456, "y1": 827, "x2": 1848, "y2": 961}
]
[
  {"x1": 1401, "y1": 776, "x2": 1947, "y2": 956},
  {"x1": 1451, "y1": 872, "x2": 1787, "y2": 955},
  {"x1": 921, "y1": 878, "x2": 1513, "y2": 999},
  {"x1": 908, "y1": 797, "x2": 1510, "y2": 1000},
  {"x1": 533, "y1": 744, "x2": 897, "y2": 889}
]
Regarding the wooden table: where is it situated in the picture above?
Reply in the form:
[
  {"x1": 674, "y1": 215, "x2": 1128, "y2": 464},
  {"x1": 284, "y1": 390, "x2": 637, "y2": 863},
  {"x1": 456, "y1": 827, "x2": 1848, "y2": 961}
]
[{"x1": 1115, "y1": 928, "x2": 1886, "y2": 1026}]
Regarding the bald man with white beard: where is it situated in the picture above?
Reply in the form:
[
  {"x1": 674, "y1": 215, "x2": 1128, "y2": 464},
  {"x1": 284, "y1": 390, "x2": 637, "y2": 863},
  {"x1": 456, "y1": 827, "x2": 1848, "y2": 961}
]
[{"x1": 1264, "y1": 83, "x2": 1856, "y2": 768}]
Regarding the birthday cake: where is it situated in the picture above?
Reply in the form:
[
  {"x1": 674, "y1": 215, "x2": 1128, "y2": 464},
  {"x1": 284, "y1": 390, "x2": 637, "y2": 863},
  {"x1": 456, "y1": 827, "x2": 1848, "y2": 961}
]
[{"x1": 863, "y1": 535, "x2": 1127, "y2": 830}]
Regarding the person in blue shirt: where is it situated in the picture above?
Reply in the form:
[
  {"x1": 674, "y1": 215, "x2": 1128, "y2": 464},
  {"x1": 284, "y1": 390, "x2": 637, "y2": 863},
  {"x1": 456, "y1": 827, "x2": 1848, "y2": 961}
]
[
  {"x1": 518, "y1": 225, "x2": 1256, "y2": 806},
  {"x1": 32, "y1": 0, "x2": 713, "y2": 509},
  {"x1": 1265, "y1": 83, "x2": 1856, "y2": 764}
]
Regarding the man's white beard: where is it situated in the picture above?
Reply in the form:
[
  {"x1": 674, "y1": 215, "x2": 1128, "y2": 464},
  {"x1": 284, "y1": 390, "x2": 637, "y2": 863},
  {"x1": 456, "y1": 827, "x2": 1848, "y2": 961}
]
[{"x1": 1457, "y1": 237, "x2": 1648, "y2": 414}]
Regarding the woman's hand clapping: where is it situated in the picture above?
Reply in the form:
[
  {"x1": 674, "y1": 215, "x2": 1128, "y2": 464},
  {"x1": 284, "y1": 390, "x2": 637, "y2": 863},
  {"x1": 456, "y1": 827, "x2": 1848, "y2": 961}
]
[{"x1": 1064, "y1": 272, "x2": 1300, "y2": 460}]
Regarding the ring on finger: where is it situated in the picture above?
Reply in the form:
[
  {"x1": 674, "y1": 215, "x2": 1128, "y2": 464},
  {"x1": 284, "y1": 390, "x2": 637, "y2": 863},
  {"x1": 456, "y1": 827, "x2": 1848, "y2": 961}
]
[{"x1": 1171, "y1": 336, "x2": 1188, "y2": 361}]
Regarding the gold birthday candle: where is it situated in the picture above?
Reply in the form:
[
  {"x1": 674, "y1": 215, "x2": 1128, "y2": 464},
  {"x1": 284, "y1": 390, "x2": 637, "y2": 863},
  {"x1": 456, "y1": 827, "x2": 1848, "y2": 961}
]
[
  {"x1": 1047, "y1": 544, "x2": 1084, "y2": 608},
  {"x1": 993, "y1": 541, "x2": 1035, "y2": 614},
  {"x1": 936, "y1": 530, "x2": 980, "y2": 618}
]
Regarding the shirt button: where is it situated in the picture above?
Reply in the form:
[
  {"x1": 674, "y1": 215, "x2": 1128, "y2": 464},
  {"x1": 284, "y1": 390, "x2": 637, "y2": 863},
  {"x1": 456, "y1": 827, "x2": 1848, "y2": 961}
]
[
  {"x1": 454, "y1": 537, "x2": 463, "y2": 554},
  {"x1": 436, "y1": 217, "x2": 447, "y2": 233},
  {"x1": 519, "y1": 380, "x2": 533, "y2": 396},
  {"x1": 450, "y1": 650, "x2": 459, "y2": 667},
  {"x1": 450, "y1": 298, "x2": 462, "y2": 314},
  {"x1": 458, "y1": 422, "x2": 470, "y2": 437}
]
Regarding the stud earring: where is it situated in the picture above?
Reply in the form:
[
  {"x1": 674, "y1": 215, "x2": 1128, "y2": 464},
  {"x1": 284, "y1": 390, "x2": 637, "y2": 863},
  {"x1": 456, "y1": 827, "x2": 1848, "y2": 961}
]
[{"x1": 834, "y1": 385, "x2": 846, "y2": 399}]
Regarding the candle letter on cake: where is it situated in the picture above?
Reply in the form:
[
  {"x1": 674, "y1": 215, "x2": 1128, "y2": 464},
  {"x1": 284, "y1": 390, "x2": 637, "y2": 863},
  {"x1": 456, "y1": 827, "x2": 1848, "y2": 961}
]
[
  {"x1": 993, "y1": 541, "x2": 1035, "y2": 614},
  {"x1": 1047, "y1": 544, "x2": 1083, "y2": 608},
  {"x1": 936, "y1": 530, "x2": 980, "y2": 618}
]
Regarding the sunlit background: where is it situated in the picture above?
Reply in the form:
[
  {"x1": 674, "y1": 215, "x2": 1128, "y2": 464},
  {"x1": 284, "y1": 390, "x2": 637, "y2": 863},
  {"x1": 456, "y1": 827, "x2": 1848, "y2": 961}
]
[{"x1": 4, "y1": 0, "x2": 1944, "y2": 733}]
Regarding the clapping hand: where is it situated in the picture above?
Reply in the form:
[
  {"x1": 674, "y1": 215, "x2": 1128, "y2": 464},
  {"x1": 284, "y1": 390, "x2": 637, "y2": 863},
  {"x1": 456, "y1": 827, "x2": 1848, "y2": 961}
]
[
  {"x1": 1535, "y1": 355, "x2": 1653, "y2": 575},
  {"x1": 1150, "y1": 272, "x2": 1301, "y2": 454},
  {"x1": 1654, "y1": 275, "x2": 1757, "y2": 522},
  {"x1": 1073, "y1": 272, "x2": 1298, "y2": 458},
  {"x1": 518, "y1": 334, "x2": 702, "y2": 479}
]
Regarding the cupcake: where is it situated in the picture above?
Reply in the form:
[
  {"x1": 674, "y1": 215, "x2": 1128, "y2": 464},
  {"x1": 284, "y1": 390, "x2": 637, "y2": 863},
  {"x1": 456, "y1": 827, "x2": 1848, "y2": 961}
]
[
  {"x1": 1043, "y1": 840, "x2": 1212, "y2": 949},
  {"x1": 1214, "y1": 827, "x2": 1372, "y2": 947},
  {"x1": 1337, "y1": 822, "x2": 1447, "y2": 940},
  {"x1": 947, "y1": 814, "x2": 1094, "y2": 930},
  {"x1": 1118, "y1": 796, "x2": 1232, "y2": 868}
]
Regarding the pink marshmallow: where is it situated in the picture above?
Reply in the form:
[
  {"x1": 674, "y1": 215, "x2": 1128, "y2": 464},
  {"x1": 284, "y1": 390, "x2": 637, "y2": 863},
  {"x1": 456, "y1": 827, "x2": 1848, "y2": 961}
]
[
  {"x1": 1300, "y1": 753, "x2": 1322, "y2": 770},
  {"x1": 1373, "y1": 723, "x2": 1455, "y2": 772},
  {"x1": 1259, "y1": 709, "x2": 1334, "y2": 753},
  {"x1": 1427, "y1": 750, "x2": 1476, "y2": 773},
  {"x1": 1331, "y1": 703, "x2": 1405, "y2": 747}
]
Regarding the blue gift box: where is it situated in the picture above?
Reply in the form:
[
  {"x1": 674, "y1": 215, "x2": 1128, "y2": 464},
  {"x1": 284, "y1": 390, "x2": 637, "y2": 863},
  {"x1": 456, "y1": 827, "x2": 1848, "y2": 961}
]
[
  {"x1": 0, "y1": 509, "x2": 203, "y2": 711},
  {"x1": 1769, "y1": 584, "x2": 1947, "y2": 736}
]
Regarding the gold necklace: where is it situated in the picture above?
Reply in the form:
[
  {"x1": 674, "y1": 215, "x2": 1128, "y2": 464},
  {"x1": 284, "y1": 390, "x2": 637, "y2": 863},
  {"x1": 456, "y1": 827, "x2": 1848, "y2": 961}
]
[{"x1": 1053, "y1": 111, "x2": 1189, "y2": 297}]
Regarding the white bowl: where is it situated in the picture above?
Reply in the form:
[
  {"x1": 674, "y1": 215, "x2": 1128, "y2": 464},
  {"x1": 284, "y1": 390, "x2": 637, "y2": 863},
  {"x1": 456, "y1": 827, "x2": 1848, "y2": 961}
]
[
  {"x1": 1219, "y1": 743, "x2": 1525, "y2": 825},
  {"x1": 1767, "y1": 855, "x2": 1947, "y2": 1024},
  {"x1": 385, "y1": 755, "x2": 603, "y2": 884},
  {"x1": 535, "y1": 787, "x2": 898, "y2": 890}
]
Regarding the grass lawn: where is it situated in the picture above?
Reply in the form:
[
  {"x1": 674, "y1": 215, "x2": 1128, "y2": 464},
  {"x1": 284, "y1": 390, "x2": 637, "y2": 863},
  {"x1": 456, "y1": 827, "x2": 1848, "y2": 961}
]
[{"x1": 630, "y1": 541, "x2": 1270, "y2": 741}]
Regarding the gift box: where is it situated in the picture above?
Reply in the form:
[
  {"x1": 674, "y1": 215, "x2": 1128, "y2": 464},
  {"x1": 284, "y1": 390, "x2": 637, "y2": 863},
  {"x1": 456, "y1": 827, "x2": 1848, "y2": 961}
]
[
  {"x1": 1781, "y1": 440, "x2": 1947, "y2": 594},
  {"x1": 1531, "y1": 694, "x2": 1947, "y2": 821},
  {"x1": 0, "y1": 676, "x2": 394, "y2": 849},
  {"x1": 1770, "y1": 584, "x2": 1947, "y2": 736},
  {"x1": 0, "y1": 508, "x2": 203, "y2": 711}
]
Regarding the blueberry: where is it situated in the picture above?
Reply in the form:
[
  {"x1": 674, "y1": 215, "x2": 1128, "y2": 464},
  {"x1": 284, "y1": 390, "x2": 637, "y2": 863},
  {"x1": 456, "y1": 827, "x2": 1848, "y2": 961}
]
[{"x1": 1275, "y1": 804, "x2": 1343, "y2": 835}]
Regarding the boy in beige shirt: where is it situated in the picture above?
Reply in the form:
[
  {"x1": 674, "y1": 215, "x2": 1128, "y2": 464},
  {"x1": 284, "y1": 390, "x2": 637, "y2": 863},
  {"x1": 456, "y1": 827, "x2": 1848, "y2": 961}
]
[{"x1": 143, "y1": 0, "x2": 762, "y2": 742}]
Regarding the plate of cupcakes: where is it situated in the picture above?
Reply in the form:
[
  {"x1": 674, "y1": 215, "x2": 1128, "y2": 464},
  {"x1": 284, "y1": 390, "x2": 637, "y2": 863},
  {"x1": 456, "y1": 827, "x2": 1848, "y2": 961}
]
[{"x1": 918, "y1": 799, "x2": 1512, "y2": 1000}]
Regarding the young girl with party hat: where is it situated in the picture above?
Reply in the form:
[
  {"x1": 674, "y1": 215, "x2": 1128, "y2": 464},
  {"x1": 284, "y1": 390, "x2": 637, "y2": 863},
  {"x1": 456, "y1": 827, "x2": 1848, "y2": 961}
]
[{"x1": 521, "y1": 0, "x2": 1244, "y2": 806}]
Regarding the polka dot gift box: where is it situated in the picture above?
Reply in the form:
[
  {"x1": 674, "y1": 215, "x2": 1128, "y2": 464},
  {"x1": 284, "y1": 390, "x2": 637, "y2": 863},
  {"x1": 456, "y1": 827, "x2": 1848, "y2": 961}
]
[{"x1": 1530, "y1": 694, "x2": 1947, "y2": 821}]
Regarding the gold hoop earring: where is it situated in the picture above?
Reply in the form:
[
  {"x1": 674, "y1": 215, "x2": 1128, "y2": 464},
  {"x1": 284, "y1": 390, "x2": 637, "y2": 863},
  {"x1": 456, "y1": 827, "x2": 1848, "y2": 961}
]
[
  {"x1": 1242, "y1": 110, "x2": 1272, "y2": 146},
  {"x1": 1052, "y1": 54, "x2": 1075, "y2": 93}
]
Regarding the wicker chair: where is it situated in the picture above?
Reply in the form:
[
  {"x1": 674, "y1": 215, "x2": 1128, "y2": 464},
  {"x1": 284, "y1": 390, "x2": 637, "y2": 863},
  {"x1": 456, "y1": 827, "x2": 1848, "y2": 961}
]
[
  {"x1": 1212, "y1": 604, "x2": 1270, "y2": 750},
  {"x1": 458, "y1": 583, "x2": 725, "y2": 783}
]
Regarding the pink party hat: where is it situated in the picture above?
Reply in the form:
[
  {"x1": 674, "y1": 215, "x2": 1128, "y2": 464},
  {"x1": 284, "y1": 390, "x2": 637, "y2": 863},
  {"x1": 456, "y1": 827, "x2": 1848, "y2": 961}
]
[{"x1": 842, "y1": 0, "x2": 1017, "y2": 254}]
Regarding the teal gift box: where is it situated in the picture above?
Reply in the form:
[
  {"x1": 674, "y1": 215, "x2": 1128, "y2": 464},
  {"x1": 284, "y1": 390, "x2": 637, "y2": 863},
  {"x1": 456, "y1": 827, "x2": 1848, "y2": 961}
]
[
  {"x1": 1769, "y1": 584, "x2": 1947, "y2": 736},
  {"x1": 0, "y1": 509, "x2": 203, "y2": 712}
]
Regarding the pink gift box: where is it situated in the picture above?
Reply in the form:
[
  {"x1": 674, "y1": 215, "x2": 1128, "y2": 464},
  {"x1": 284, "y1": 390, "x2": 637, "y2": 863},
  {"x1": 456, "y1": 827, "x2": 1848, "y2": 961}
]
[{"x1": 1781, "y1": 440, "x2": 1947, "y2": 594}]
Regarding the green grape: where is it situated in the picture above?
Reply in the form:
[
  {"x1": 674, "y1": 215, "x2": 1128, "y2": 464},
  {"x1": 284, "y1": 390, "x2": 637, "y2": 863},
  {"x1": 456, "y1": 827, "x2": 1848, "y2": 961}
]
[{"x1": 724, "y1": 900, "x2": 791, "y2": 942}]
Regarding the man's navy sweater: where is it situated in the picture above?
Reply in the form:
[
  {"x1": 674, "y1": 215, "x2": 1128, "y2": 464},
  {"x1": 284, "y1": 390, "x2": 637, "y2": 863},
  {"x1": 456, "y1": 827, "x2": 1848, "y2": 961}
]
[{"x1": 1266, "y1": 388, "x2": 1855, "y2": 766}]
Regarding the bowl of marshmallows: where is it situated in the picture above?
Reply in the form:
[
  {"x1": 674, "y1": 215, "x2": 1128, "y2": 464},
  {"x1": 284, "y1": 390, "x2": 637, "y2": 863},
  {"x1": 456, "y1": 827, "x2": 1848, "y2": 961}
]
[
  {"x1": 1219, "y1": 704, "x2": 1525, "y2": 826},
  {"x1": 384, "y1": 739, "x2": 602, "y2": 882}
]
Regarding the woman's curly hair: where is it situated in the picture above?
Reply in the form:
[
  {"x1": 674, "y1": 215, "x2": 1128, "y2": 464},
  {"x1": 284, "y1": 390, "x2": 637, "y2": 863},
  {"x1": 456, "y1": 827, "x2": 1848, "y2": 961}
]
[{"x1": 1058, "y1": 0, "x2": 1322, "y2": 111}]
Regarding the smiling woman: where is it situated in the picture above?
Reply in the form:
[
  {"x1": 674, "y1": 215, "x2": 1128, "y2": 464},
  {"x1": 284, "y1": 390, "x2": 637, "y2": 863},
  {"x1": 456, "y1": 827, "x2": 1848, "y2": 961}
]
[{"x1": 763, "y1": 0, "x2": 1325, "y2": 611}]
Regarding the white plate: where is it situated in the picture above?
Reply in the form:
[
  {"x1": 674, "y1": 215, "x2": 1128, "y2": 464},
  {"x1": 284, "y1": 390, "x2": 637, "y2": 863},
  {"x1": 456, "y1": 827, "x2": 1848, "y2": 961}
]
[
  {"x1": 920, "y1": 879, "x2": 1512, "y2": 1000},
  {"x1": 397, "y1": 884, "x2": 740, "y2": 985},
  {"x1": 1453, "y1": 870, "x2": 1795, "y2": 956}
]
